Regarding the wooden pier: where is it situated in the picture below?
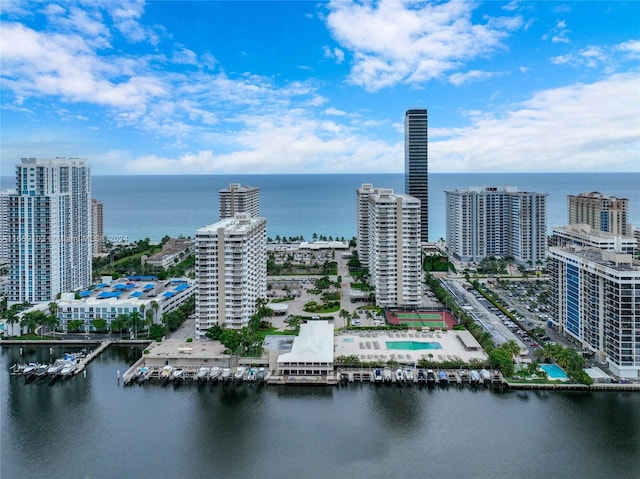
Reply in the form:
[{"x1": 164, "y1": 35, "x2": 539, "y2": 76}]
[{"x1": 74, "y1": 340, "x2": 113, "y2": 376}]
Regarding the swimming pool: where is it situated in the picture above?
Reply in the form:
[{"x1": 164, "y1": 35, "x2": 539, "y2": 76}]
[
  {"x1": 539, "y1": 364, "x2": 568, "y2": 380},
  {"x1": 385, "y1": 341, "x2": 442, "y2": 351}
]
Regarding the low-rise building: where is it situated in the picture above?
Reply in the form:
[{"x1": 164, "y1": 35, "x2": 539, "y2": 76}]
[
  {"x1": 275, "y1": 320, "x2": 334, "y2": 376},
  {"x1": 144, "y1": 238, "x2": 194, "y2": 269},
  {"x1": 551, "y1": 224, "x2": 637, "y2": 255}
]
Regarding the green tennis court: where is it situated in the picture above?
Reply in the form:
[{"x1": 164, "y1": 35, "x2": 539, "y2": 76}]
[{"x1": 385, "y1": 310, "x2": 456, "y2": 329}]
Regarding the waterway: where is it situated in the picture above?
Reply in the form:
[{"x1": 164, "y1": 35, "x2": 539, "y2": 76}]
[{"x1": 2, "y1": 345, "x2": 639, "y2": 479}]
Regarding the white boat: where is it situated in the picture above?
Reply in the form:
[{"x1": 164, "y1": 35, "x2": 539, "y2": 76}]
[
  {"x1": 197, "y1": 367, "x2": 210, "y2": 381},
  {"x1": 60, "y1": 361, "x2": 77, "y2": 377},
  {"x1": 47, "y1": 360, "x2": 66, "y2": 376},
  {"x1": 136, "y1": 367, "x2": 150, "y2": 383},
  {"x1": 404, "y1": 369, "x2": 414, "y2": 382},
  {"x1": 256, "y1": 367, "x2": 265, "y2": 381},
  {"x1": 35, "y1": 364, "x2": 49, "y2": 377},
  {"x1": 209, "y1": 367, "x2": 221, "y2": 381},
  {"x1": 438, "y1": 370, "x2": 449, "y2": 384},
  {"x1": 480, "y1": 369, "x2": 491, "y2": 384},
  {"x1": 22, "y1": 362, "x2": 39, "y2": 376},
  {"x1": 470, "y1": 370, "x2": 481, "y2": 384},
  {"x1": 221, "y1": 368, "x2": 232, "y2": 381},
  {"x1": 426, "y1": 369, "x2": 437, "y2": 385},
  {"x1": 374, "y1": 368, "x2": 382, "y2": 382},
  {"x1": 160, "y1": 365, "x2": 173, "y2": 380},
  {"x1": 395, "y1": 368, "x2": 404, "y2": 382},
  {"x1": 172, "y1": 368, "x2": 185, "y2": 381},
  {"x1": 382, "y1": 368, "x2": 392, "y2": 382},
  {"x1": 246, "y1": 369, "x2": 256, "y2": 382},
  {"x1": 234, "y1": 366, "x2": 245, "y2": 381},
  {"x1": 417, "y1": 369, "x2": 426, "y2": 382}
]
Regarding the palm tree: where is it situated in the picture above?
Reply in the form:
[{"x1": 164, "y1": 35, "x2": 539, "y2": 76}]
[{"x1": 502, "y1": 339, "x2": 521, "y2": 361}]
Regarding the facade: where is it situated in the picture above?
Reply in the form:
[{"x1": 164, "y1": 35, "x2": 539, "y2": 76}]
[
  {"x1": 568, "y1": 192, "x2": 630, "y2": 236},
  {"x1": 144, "y1": 238, "x2": 194, "y2": 269},
  {"x1": 552, "y1": 224, "x2": 637, "y2": 255},
  {"x1": 219, "y1": 183, "x2": 260, "y2": 220},
  {"x1": 91, "y1": 198, "x2": 104, "y2": 255},
  {"x1": 8, "y1": 158, "x2": 92, "y2": 304},
  {"x1": 404, "y1": 109, "x2": 429, "y2": 242},
  {"x1": 195, "y1": 213, "x2": 267, "y2": 337},
  {"x1": 356, "y1": 183, "x2": 377, "y2": 265},
  {"x1": 364, "y1": 189, "x2": 421, "y2": 308},
  {"x1": 0, "y1": 189, "x2": 14, "y2": 265},
  {"x1": 548, "y1": 247, "x2": 640, "y2": 378},
  {"x1": 445, "y1": 186, "x2": 547, "y2": 265}
]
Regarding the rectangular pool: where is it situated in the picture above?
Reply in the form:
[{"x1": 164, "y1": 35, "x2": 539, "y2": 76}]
[
  {"x1": 539, "y1": 364, "x2": 568, "y2": 380},
  {"x1": 386, "y1": 341, "x2": 442, "y2": 351}
]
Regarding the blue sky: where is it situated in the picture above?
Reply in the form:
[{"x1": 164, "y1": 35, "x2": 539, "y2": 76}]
[{"x1": 1, "y1": 0, "x2": 638, "y2": 175}]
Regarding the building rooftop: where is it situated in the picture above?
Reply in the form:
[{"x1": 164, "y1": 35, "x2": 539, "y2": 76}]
[{"x1": 67, "y1": 276, "x2": 193, "y2": 303}]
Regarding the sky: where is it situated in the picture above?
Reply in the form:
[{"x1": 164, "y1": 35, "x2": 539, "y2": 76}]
[{"x1": 1, "y1": 0, "x2": 638, "y2": 175}]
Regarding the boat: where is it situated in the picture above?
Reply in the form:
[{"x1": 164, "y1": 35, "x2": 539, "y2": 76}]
[
  {"x1": 404, "y1": 368, "x2": 414, "y2": 382},
  {"x1": 132, "y1": 367, "x2": 146, "y2": 382},
  {"x1": 417, "y1": 369, "x2": 426, "y2": 383},
  {"x1": 60, "y1": 361, "x2": 77, "y2": 377},
  {"x1": 480, "y1": 369, "x2": 491, "y2": 384},
  {"x1": 160, "y1": 365, "x2": 173, "y2": 381},
  {"x1": 426, "y1": 369, "x2": 437, "y2": 385},
  {"x1": 234, "y1": 366, "x2": 245, "y2": 381},
  {"x1": 172, "y1": 368, "x2": 185, "y2": 381},
  {"x1": 246, "y1": 369, "x2": 256, "y2": 382},
  {"x1": 47, "y1": 360, "x2": 66, "y2": 376},
  {"x1": 136, "y1": 367, "x2": 150, "y2": 383},
  {"x1": 221, "y1": 368, "x2": 232, "y2": 381},
  {"x1": 197, "y1": 367, "x2": 210, "y2": 381},
  {"x1": 438, "y1": 370, "x2": 449, "y2": 385},
  {"x1": 209, "y1": 367, "x2": 221, "y2": 381},
  {"x1": 35, "y1": 364, "x2": 50, "y2": 377},
  {"x1": 256, "y1": 367, "x2": 265, "y2": 381},
  {"x1": 382, "y1": 368, "x2": 392, "y2": 383},
  {"x1": 448, "y1": 370, "x2": 459, "y2": 384},
  {"x1": 395, "y1": 368, "x2": 404, "y2": 382},
  {"x1": 470, "y1": 370, "x2": 481, "y2": 384},
  {"x1": 374, "y1": 368, "x2": 382, "y2": 382},
  {"x1": 22, "y1": 362, "x2": 39, "y2": 376}
]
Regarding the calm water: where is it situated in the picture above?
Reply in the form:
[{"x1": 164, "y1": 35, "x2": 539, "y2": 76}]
[
  {"x1": 2, "y1": 345, "x2": 639, "y2": 479},
  {"x1": 3, "y1": 173, "x2": 638, "y2": 243}
]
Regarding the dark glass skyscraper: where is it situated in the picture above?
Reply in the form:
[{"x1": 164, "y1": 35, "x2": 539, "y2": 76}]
[{"x1": 404, "y1": 109, "x2": 428, "y2": 242}]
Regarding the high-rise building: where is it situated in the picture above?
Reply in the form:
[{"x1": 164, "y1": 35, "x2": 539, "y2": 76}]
[
  {"x1": 219, "y1": 183, "x2": 260, "y2": 220},
  {"x1": 0, "y1": 189, "x2": 15, "y2": 266},
  {"x1": 356, "y1": 183, "x2": 377, "y2": 265},
  {"x1": 91, "y1": 198, "x2": 104, "y2": 255},
  {"x1": 551, "y1": 224, "x2": 637, "y2": 255},
  {"x1": 195, "y1": 213, "x2": 267, "y2": 338},
  {"x1": 8, "y1": 158, "x2": 92, "y2": 304},
  {"x1": 358, "y1": 187, "x2": 421, "y2": 307},
  {"x1": 568, "y1": 192, "x2": 630, "y2": 236},
  {"x1": 445, "y1": 186, "x2": 547, "y2": 265},
  {"x1": 404, "y1": 109, "x2": 428, "y2": 242},
  {"x1": 548, "y1": 246, "x2": 640, "y2": 378}
]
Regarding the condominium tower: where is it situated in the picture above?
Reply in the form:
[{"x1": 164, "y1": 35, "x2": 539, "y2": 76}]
[
  {"x1": 91, "y1": 198, "x2": 104, "y2": 255},
  {"x1": 0, "y1": 189, "x2": 14, "y2": 265},
  {"x1": 357, "y1": 187, "x2": 421, "y2": 307},
  {"x1": 568, "y1": 192, "x2": 630, "y2": 236},
  {"x1": 195, "y1": 213, "x2": 267, "y2": 338},
  {"x1": 404, "y1": 109, "x2": 428, "y2": 242},
  {"x1": 548, "y1": 246, "x2": 640, "y2": 378},
  {"x1": 8, "y1": 158, "x2": 92, "y2": 303},
  {"x1": 219, "y1": 183, "x2": 260, "y2": 220},
  {"x1": 445, "y1": 186, "x2": 547, "y2": 265}
]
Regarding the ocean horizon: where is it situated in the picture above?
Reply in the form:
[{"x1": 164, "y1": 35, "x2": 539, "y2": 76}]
[{"x1": 2, "y1": 172, "x2": 638, "y2": 244}]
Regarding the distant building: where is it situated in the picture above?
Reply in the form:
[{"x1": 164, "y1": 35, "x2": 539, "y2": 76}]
[
  {"x1": 548, "y1": 246, "x2": 640, "y2": 379},
  {"x1": 195, "y1": 213, "x2": 267, "y2": 337},
  {"x1": 568, "y1": 192, "x2": 630, "y2": 236},
  {"x1": 356, "y1": 183, "x2": 377, "y2": 265},
  {"x1": 551, "y1": 224, "x2": 637, "y2": 255},
  {"x1": 445, "y1": 186, "x2": 547, "y2": 265},
  {"x1": 219, "y1": 183, "x2": 260, "y2": 220},
  {"x1": 8, "y1": 158, "x2": 92, "y2": 304},
  {"x1": 91, "y1": 198, "x2": 104, "y2": 255},
  {"x1": 404, "y1": 109, "x2": 429, "y2": 242},
  {"x1": 358, "y1": 187, "x2": 421, "y2": 308},
  {"x1": 144, "y1": 238, "x2": 194, "y2": 269}
]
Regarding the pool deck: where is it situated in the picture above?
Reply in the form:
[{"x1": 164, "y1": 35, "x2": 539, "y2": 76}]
[{"x1": 334, "y1": 329, "x2": 488, "y2": 364}]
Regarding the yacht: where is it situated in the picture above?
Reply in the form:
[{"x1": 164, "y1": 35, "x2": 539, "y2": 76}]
[
  {"x1": 221, "y1": 368, "x2": 232, "y2": 381},
  {"x1": 426, "y1": 369, "x2": 437, "y2": 385},
  {"x1": 395, "y1": 368, "x2": 404, "y2": 382},
  {"x1": 417, "y1": 369, "x2": 426, "y2": 383},
  {"x1": 438, "y1": 370, "x2": 449, "y2": 385},
  {"x1": 246, "y1": 369, "x2": 256, "y2": 382},
  {"x1": 197, "y1": 367, "x2": 210, "y2": 381},
  {"x1": 382, "y1": 368, "x2": 393, "y2": 383},
  {"x1": 374, "y1": 368, "x2": 383, "y2": 382},
  {"x1": 137, "y1": 367, "x2": 150, "y2": 383},
  {"x1": 60, "y1": 361, "x2": 77, "y2": 377},
  {"x1": 47, "y1": 360, "x2": 66, "y2": 376},
  {"x1": 480, "y1": 369, "x2": 491, "y2": 384},
  {"x1": 256, "y1": 367, "x2": 266, "y2": 381},
  {"x1": 470, "y1": 370, "x2": 481, "y2": 384},
  {"x1": 404, "y1": 368, "x2": 414, "y2": 382},
  {"x1": 172, "y1": 368, "x2": 185, "y2": 381},
  {"x1": 35, "y1": 364, "x2": 49, "y2": 377},
  {"x1": 209, "y1": 367, "x2": 221, "y2": 381},
  {"x1": 160, "y1": 365, "x2": 173, "y2": 381},
  {"x1": 234, "y1": 366, "x2": 246, "y2": 381},
  {"x1": 22, "y1": 363, "x2": 39, "y2": 376}
]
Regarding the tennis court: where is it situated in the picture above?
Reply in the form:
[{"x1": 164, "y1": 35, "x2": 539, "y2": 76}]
[{"x1": 385, "y1": 310, "x2": 456, "y2": 330}]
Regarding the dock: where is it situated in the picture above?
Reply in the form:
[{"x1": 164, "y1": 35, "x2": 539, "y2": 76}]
[{"x1": 74, "y1": 339, "x2": 114, "y2": 376}]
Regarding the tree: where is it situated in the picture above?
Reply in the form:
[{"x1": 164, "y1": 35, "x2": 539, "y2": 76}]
[
  {"x1": 489, "y1": 348, "x2": 514, "y2": 377},
  {"x1": 111, "y1": 314, "x2": 130, "y2": 334},
  {"x1": 91, "y1": 318, "x2": 108, "y2": 333},
  {"x1": 219, "y1": 329, "x2": 242, "y2": 357},
  {"x1": 20, "y1": 311, "x2": 47, "y2": 335},
  {"x1": 129, "y1": 311, "x2": 143, "y2": 338},
  {"x1": 205, "y1": 325, "x2": 224, "y2": 341},
  {"x1": 502, "y1": 339, "x2": 521, "y2": 361},
  {"x1": 67, "y1": 319, "x2": 84, "y2": 333}
]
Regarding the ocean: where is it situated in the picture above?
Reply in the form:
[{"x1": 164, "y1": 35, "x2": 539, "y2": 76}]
[{"x1": 2, "y1": 173, "x2": 639, "y2": 243}]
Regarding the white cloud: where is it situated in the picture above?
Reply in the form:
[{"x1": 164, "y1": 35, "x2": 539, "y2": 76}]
[
  {"x1": 449, "y1": 70, "x2": 495, "y2": 86},
  {"x1": 550, "y1": 19, "x2": 571, "y2": 44},
  {"x1": 325, "y1": 0, "x2": 522, "y2": 91},
  {"x1": 324, "y1": 107, "x2": 346, "y2": 116},
  {"x1": 431, "y1": 73, "x2": 640, "y2": 172},
  {"x1": 550, "y1": 40, "x2": 638, "y2": 69}
]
